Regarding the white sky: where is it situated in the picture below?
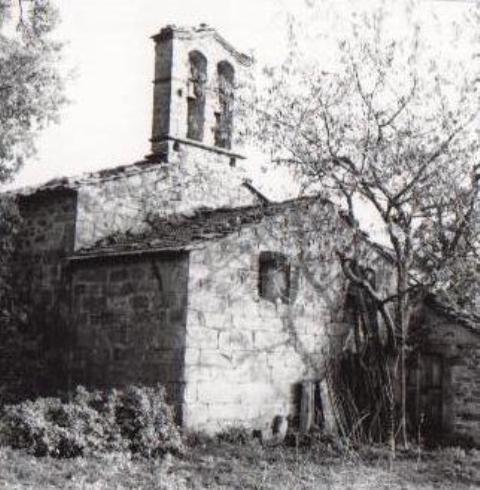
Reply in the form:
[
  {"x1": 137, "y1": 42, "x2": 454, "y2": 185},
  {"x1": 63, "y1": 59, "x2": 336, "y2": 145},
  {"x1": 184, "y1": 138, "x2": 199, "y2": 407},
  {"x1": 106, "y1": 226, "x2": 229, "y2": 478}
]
[
  {"x1": 7, "y1": 0, "x2": 473, "y2": 190},
  {"x1": 9, "y1": 0, "x2": 289, "y2": 188}
]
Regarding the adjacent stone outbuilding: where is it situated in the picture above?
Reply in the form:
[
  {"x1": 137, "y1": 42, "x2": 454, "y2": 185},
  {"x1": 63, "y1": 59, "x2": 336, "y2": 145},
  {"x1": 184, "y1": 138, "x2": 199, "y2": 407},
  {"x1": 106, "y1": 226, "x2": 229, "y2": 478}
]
[{"x1": 408, "y1": 297, "x2": 480, "y2": 446}]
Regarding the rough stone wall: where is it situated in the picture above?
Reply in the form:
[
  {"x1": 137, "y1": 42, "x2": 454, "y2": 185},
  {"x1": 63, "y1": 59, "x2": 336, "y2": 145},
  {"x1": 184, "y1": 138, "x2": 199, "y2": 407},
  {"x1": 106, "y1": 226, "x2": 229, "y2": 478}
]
[
  {"x1": 16, "y1": 190, "x2": 77, "y2": 255},
  {"x1": 75, "y1": 151, "x2": 257, "y2": 250},
  {"x1": 13, "y1": 189, "x2": 77, "y2": 392},
  {"x1": 182, "y1": 200, "x2": 352, "y2": 433},
  {"x1": 419, "y1": 310, "x2": 480, "y2": 445},
  {"x1": 71, "y1": 24, "x2": 258, "y2": 252},
  {"x1": 68, "y1": 252, "x2": 189, "y2": 414},
  {"x1": 151, "y1": 34, "x2": 173, "y2": 142},
  {"x1": 450, "y1": 343, "x2": 480, "y2": 444}
]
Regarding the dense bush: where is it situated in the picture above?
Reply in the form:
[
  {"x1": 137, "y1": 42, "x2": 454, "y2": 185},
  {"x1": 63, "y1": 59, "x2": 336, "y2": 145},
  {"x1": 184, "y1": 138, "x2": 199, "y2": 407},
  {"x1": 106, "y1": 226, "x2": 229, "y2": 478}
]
[
  {"x1": 216, "y1": 426, "x2": 252, "y2": 445},
  {"x1": 0, "y1": 196, "x2": 33, "y2": 404},
  {"x1": 0, "y1": 385, "x2": 183, "y2": 458}
]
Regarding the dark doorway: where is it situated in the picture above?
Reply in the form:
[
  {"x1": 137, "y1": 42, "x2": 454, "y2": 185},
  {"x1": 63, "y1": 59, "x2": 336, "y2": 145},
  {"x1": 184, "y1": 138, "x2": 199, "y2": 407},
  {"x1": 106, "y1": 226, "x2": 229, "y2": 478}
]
[{"x1": 407, "y1": 353, "x2": 444, "y2": 442}]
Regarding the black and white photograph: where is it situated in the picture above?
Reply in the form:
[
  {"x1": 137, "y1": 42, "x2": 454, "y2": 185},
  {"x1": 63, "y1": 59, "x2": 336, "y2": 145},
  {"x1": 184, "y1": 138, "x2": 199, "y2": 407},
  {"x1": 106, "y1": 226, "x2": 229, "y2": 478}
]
[{"x1": 0, "y1": 0, "x2": 479, "y2": 488}]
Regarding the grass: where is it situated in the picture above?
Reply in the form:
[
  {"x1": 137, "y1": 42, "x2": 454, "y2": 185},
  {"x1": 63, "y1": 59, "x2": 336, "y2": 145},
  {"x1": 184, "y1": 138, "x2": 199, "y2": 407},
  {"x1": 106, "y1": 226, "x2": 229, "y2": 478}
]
[{"x1": 1, "y1": 437, "x2": 480, "y2": 489}]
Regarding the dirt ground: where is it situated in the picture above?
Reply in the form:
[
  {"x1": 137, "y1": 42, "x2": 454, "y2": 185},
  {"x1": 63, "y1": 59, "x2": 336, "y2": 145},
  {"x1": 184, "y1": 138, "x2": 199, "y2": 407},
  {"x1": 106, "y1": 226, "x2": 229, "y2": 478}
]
[{"x1": 1, "y1": 438, "x2": 480, "y2": 489}]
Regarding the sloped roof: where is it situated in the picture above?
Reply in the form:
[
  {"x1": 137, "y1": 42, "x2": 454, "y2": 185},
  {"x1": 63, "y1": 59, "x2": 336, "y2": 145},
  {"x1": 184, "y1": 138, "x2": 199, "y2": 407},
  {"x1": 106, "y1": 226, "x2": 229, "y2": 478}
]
[
  {"x1": 151, "y1": 24, "x2": 254, "y2": 67},
  {"x1": 66, "y1": 186, "x2": 480, "y2": 335},
  {"x1": 13, "y1": 159, "x2": 162, "y2": 197},
  {"x1": 70, "y1": 196, "x2": 325, "y2": 259},
  {"x1": 14, "y1": 158, "x2": 478, "y2": 333},
  {"x1": 425, "y1": 294, "x2": 480, "y2": 336}
]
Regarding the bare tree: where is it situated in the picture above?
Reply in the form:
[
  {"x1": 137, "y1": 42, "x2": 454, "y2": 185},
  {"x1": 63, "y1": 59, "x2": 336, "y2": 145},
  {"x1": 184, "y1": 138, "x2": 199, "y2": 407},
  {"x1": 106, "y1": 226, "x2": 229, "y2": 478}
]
[{"x1": 249, "y1": 0, "x2": 480, "y2": 451}]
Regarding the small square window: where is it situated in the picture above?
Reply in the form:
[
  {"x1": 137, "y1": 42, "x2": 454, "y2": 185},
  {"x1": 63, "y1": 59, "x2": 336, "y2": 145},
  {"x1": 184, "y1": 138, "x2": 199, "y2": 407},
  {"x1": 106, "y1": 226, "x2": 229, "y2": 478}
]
[{"x1": 259, "y1": 252, "x2": 290, "y2": 304}]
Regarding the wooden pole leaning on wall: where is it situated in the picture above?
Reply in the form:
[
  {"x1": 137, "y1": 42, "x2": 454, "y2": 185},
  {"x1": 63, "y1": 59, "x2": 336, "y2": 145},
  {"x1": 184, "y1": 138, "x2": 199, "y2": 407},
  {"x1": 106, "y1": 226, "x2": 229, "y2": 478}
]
[{"x1": 299, "y1": 380, "x2": 315, "y2": 434}]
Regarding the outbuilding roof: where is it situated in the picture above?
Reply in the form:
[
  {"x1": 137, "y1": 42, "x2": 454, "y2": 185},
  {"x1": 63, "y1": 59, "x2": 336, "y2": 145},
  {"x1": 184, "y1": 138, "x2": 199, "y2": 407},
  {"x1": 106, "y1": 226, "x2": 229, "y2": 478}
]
[
  {"x1": 70, "y1": 196, "x2": 328, "y2": 260},
  {"x1": 151, "y1": 24, "x2": 254, "y2": 67},
  {"x1": 425, "y1": 294, "x2": 480, "y2": 336},
  {"x1": 13, "y1": 159, "x2": 163, "y2": 198}
]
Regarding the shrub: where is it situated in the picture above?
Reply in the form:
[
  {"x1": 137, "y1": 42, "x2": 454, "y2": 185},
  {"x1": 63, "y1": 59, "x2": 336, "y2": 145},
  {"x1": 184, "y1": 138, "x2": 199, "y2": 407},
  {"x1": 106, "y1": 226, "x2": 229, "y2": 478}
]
[
  {"x1": 113, "y1": 385, "x2": 182, "y2": 457},
  {"x1": 0, "y1": 385, "x2": 182, "y2": 458},
  {"x1": 183, "y1": 430, "x2": 215, "y2": 448},
  {"x1": 216, "y1": 426, "x2": 252, "y2": 445},
  {"x1": 0, "y1": 196, "x2": 36, "y2": 404}
]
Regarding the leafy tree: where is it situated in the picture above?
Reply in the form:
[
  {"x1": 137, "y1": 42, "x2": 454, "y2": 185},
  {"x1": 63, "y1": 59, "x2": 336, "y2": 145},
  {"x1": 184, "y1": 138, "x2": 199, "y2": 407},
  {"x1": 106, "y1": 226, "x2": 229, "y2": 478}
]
[
  {"x1": 0, "y1": 0, "x2": 65, "y2": 401},
  {"x1": 0, "y1": 0, "x2": 65, "y2": 181},
  {"x1": 250, "y1": 0, "x2": 480, "y2": 450}
]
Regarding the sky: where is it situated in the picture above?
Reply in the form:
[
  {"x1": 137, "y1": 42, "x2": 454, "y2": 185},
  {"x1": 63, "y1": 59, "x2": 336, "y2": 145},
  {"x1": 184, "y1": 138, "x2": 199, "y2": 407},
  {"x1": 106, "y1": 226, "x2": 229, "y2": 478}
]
[
  {"x1": 7, "y1": 0, "x2": 473, "y2": 191},
  {"x1": 9, "y1": 0, "x2": 290, "y2": 188}
]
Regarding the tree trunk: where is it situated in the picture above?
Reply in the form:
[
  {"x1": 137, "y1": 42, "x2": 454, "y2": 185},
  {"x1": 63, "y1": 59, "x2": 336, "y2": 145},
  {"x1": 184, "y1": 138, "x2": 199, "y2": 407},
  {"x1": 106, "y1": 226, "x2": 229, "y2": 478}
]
[{"x1": 396, "y1": 263, "x2": 410, "y2": 450}]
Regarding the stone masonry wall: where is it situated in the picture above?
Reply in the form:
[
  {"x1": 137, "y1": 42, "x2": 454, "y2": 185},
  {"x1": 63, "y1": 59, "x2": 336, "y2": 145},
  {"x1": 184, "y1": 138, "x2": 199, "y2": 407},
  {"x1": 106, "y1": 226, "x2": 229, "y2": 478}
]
[
  {"x1": 16, "y1": 190, "x2": 77, "y2": 306},
  {"x1": 450, "y1": 343, "x2": 480, "y2": 445},
  {"x1": 68, "y1": 252, "x2": 189, "y2": 414},
  {"x1": 75, "y1": 25, "x2": 255, "y2": 251},
  {"x1": 75, "y1": 149, "x2": 256, "y2": 250},
  {"x1": 151, "y1": 25, "x2": 251, "y2": 154},
  {"x1": 182, "y1": 200, "x2": 354, "y2": 434},
  {"x1": 14, "y1": 189, "x2": 77, "y2": 393},
  {"x1": 420, "y1": 311, "x2": 480, "y2": 446}
]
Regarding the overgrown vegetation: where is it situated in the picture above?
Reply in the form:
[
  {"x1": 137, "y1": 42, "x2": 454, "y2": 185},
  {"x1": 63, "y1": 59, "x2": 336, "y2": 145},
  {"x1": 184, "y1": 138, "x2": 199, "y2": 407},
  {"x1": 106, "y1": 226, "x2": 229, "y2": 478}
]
[
  {"x1": 0, "y1": 386, "x2": 478, "y2": 488},
  {"x1": 0, "y1": 0, "x2": 66, "y2": 404},
  {"x1": 0, "y1": 385, "x2": 183, "y2": 458},
  {"x1": 250, "y1": 0, "x2": 480, "y2": 451},
  {"x1": 0, "y1": 195, "x2": 33, "y2": 404},
  {"x1": 0, "y1": 0, "x2": 66, "y2": 179},
  {"x1": 1, "y1": 427, "x2": 479, "y2": 489}
]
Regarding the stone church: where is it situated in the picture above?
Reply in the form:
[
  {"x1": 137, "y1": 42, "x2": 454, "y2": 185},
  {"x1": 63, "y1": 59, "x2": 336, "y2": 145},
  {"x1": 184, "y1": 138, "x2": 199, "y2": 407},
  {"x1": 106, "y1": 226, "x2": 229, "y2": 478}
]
[{"x1": 11, "y1": 25, "x2": 480, "y2": 443}]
